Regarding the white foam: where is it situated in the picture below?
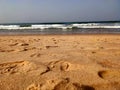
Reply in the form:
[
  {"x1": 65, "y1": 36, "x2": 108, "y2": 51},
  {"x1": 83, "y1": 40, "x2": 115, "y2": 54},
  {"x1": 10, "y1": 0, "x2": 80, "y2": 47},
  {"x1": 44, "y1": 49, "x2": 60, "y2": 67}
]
[
  {"x1": 32, "y1": 24, "x2": 67, "y2": 29},
  {"x1": 0, "y1": 25, "x2": 19, "y2": 30},
  {"x1": 0, "y1": 23, "x2": 120, "y2": 30},
  {"x1": 72, "y1": 23, "x2": 120, "y2": 28}
]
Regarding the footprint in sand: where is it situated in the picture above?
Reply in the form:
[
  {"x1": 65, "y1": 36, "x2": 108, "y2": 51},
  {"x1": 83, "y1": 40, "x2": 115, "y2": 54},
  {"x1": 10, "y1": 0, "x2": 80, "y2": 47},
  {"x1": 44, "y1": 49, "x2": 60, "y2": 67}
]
[
  {"x1": 55, "y1": 83, "x2": 95, "y2": 90},
  {"x1": 20, "y1": 43, "x2": 29, "y2": 46},
  {"x1": 98, "y1": 70, "x2": 120, "y2": 80},
  {"x1": 30, "y1": 53, "x2": 41, "y2": 57},
  {"x1": 0, "y1": 61, "x2": 50, "y2": 75},
  {"x1": 14, "y1": 47, "x2": 36, "y2": 52},
  {"x1": 27, "y1": 78, "x2": 95, "y2": 90},
  {"x1": 9, "y1": 43, "x2": 29, "y2": 47},
  {"x1": 48, "y1": 61, "x2": 71, "y2": 72},
  {"x1": 9, "y1": 43, "x2": 19, "y2": 46},
  {"x1": 27, "y1": 83, "x2": 40, "y2": 90},
  {"x1": 0, "y1": 61, "x2": 37, "y2": 75},
  {"x1": 13, "y1": 48, "x2": 28, "y2": 52},
  {"x1": 98, "y1": 60, "x2": 120, "y2": 69},
  {"x1": 99, "y1": 47, "x2": 104, "y2": 49},
  {"x1": 52, "y1": 39, "x2": 58, "y2": 44},
  {"x1": 54, "y1": 78, "x2": 95, "y2": 90},
  {"x1": 45, "y1": 46, "x2": 58, "y2": 49},
  {"x1": 0, "y1": 49, "x2": 15, "y2": 52},
  {"x1": 91, "y1": 51, "x2": 96, "y2": 54}
]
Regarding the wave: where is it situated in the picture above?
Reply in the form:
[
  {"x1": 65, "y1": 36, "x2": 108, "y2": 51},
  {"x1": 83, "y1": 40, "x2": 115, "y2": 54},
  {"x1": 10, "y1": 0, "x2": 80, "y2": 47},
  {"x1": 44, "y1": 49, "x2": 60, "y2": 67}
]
[{"x1": 0, "y1": 23, "x2": 120, "y2": 30}]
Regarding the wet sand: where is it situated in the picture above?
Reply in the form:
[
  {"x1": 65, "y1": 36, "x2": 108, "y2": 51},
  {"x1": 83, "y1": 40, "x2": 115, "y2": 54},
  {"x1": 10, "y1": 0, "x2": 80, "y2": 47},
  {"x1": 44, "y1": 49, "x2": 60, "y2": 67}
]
[{"x1": 0, "y1": 34, "x2": 120, "y2": 90}]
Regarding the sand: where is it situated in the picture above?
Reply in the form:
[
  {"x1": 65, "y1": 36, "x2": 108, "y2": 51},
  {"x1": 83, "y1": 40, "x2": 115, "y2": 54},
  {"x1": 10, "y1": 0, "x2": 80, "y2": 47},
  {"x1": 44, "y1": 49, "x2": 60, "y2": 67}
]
[{"x1": 0, "y1": 34, "x2": 120, "y2": 90}]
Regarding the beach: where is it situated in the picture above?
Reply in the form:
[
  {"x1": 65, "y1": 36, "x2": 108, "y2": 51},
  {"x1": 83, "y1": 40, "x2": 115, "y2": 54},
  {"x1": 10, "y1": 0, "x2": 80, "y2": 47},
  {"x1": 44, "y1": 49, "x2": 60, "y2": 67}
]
[{"x1": 0, "y1": 34, "x2": 120, "y2": 90}]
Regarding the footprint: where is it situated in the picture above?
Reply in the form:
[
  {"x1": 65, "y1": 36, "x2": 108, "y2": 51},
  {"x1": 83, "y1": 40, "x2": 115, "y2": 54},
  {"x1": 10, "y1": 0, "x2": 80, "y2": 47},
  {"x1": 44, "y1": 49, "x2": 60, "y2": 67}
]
[
  {"x1": 98, "y1": 70, "x2": 120, "y2": 80},
  {"x1": 14, "y1": 47, "x2": 36, "y2": 52},
  {"x1": 54, "y1": 78, "x2": 74, "y2": 90},
  {"x1": 45, "y1": 46, "x2": 58, "y2": 49},
  {"x1": 27, "y1": 83, "x2": 40, "y2": 90},
  {"x1": 26, "y1": 78, "x2": 95, "y2": 90},
  {"x1": 48, "y1": 61, "x2": 70, "y2": 72},
  {"x1": 54, "y1": 42, "x2": 57, "y2": 44},
  {"x1": 0, "y1": 49, "x2": 15, "y2": 52},
  {"x1": 26, "y1": 79, "x2": 55, "y2": 90},
  {"x1": 0, "y1": 61, "x2": 37, "y2": 75},
  {"x1": 97, "y1": 60, "x2": 120, "y2": 69},
  {"x1": 9, "y1": 43, "x2": 29, "y2": 47},
  {"x1": 9, "y1": 43, "x2": 19, "y2": 46},
  {"x1": 81, "y1": 47, "x2": 84, "y2": 49},
  {"x1": 73, "y1": 84, "x2": 95, "y2": 90},
  {"x1": 91, "y1": 51, "x2": 96, "y2": 54},
  {"x1": 19, "y1": 43, "x2": 29, "y2": 46},
  {"x1": 99, "y1": 47, "x2": 104, "y2": 49},
  {"x1": 54, "y1": 79, "x2": 94, "y2": 90},
  {"x1": 30, "y1": 53, "x2": 41, "y2": 57}
]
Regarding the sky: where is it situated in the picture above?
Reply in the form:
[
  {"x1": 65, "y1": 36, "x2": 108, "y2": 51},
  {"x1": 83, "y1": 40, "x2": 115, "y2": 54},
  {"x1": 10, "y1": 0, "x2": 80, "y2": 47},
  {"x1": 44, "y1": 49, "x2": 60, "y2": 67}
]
[{"x1": 0, "y1": 0, "x2": 120, "y2": 23}]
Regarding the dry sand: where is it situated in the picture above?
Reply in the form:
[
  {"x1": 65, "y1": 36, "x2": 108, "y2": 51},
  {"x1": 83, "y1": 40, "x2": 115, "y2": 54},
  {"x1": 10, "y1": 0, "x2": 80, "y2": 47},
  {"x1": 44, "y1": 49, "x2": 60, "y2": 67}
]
[{"x1": 0, "y1": 35, "x2": 120, "y2": 90}]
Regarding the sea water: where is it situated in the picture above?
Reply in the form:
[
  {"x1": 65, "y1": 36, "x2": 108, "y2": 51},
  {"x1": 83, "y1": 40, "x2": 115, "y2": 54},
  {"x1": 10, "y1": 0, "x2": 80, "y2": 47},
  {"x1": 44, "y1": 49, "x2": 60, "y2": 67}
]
[{"x1": 0, "y1": 21, "x2": 120, "y2": 35}]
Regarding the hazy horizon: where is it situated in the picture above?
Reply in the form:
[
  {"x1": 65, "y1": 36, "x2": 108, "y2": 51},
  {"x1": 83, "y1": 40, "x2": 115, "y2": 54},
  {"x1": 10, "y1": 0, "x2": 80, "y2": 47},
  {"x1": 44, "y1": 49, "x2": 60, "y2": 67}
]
[{"x1": 0, "y1": 0, "x2": 120, "y2": 23}]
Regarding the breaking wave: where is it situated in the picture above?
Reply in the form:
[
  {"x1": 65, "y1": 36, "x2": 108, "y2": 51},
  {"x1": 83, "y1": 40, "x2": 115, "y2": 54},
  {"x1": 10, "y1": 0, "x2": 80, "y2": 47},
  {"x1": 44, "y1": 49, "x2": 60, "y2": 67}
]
[{"x1": 0, "y1": 23, "x2": 120, "y2": 30}]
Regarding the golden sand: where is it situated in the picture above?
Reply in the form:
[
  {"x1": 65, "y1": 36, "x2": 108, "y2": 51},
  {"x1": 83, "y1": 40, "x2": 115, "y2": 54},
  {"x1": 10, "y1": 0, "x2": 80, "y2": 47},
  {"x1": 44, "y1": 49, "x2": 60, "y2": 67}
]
[{"x1": 0, "y1": 35, "x2": 120, "y2": 90}]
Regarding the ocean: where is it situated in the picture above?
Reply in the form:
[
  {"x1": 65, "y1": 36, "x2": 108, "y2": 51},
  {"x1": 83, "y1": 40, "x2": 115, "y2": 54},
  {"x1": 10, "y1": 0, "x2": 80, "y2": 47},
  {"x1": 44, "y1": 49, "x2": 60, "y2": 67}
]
[{"x1": 0, "y1": 21, "x2": 120, "y2": 35}]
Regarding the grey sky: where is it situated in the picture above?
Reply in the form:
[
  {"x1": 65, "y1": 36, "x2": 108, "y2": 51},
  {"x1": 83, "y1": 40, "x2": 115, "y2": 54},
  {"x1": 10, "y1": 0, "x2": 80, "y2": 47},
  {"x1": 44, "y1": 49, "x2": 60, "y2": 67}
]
[{"x1": 0, "y1": 0, "x2": 120, "y2": 23}]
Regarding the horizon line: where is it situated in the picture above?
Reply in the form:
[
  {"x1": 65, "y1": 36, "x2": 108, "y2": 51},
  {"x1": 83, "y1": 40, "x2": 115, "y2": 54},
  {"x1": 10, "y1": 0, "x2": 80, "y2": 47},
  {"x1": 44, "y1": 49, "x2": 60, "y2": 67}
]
[{"x1": 0, "y1": 20, "x2": 120, "y2": 25}]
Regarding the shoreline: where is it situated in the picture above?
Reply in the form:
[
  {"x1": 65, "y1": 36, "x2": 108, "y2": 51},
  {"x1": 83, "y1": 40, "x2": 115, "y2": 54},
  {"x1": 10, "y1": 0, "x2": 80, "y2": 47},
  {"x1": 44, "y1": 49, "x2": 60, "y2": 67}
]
[{"x1": 0, "y1": 33, "x2": 120, "y2": 36}]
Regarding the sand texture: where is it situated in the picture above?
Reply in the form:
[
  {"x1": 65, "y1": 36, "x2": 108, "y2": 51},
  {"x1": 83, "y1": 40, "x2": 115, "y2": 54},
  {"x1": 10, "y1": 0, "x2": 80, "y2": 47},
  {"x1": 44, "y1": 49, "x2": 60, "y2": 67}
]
[{"x1": 0, "y1": 35, "x2": 120, "y2": 90}]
